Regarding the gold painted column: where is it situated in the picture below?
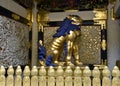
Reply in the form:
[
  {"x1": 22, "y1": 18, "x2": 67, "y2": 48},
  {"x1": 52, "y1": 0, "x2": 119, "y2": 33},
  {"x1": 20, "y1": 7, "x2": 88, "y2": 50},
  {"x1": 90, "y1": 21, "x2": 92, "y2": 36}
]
[{"x1": 32, "y1": 1, "x2": 38, "y2": 66}]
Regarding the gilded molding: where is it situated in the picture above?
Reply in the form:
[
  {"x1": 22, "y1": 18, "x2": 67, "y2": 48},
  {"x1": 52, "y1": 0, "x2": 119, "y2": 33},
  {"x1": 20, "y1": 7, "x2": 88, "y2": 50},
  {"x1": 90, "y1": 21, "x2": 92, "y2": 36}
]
[
  {"x1": 26, "y1": 9, "x2": 33, "y2": 28},
  {"x1": 94, "y1": 20, "x2": 106, "y2": 29},
  {"x1": 93, "y1": 9, "x2": 107, "y2": 20},
  {"x1": 93, "y1": 9, "x2": 107, "y2": 28},
  {"x1": 111, "y1": 7, "x2": 120, "y2": 20}
]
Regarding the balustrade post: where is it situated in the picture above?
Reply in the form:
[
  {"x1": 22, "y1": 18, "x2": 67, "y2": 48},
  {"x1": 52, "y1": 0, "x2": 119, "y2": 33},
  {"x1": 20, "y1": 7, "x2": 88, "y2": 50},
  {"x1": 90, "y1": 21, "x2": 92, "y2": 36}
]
[
  {"x1": 23, "y1": 66, "x2": 30, "y2": 86},
  {"x1": 15, "y1": 66, "x2": 22, "y2": 86},
  {"x1": 112, "y1": 66, "x2": 120, "y2": 86},
  {"x1": 56, "y1": 66, "x2": 64, "y2": 86},
  {"x1": 65, "y1": 66, "x2": 73, "y2": 86},
  {"x1": 0, "y1": 66, "x2": 5, "y2": 86},
  {"x1": 39, "y1": 66, "x2": 46, "y2": 86},
  {"x1": 92, "y1": 67, "x2": 100, "y2": 86},
  {"x1": 102, "y1": 66, "x2": 111, "y2": 86},
  {"x1": 48, "y1": 66, "x2": 55, "y2": 86},
  {"x1": 31, "y1": 66, "x2": 38, "y2": 86},
  {"x1": 6, "y1": 65, "x2": 14, "y2": 86},
  {"x1": 74, "y1": 66, "x2": 82, "y2": 86},
  {"x1": 83, "y1": 66, "x2": 91, "y2": 86}
]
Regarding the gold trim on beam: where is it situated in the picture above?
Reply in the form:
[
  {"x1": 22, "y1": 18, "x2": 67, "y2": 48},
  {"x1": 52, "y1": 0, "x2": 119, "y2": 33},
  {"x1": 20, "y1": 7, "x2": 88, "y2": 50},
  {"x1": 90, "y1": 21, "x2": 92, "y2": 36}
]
[
  {"x1": 38, "y1": 23, "x2": 44, "y2": 32},
  {"x1": 26, "y1": 9, "x2": 33, "y2": 29},
  {"x1": 93, "y1": 9, "x2": 107, "y2": 29},
  {"x1": 93, "y1": 9, "x2": 107, "y2": 20},
  {"x1": 94, "y1": 20, "x2": 106, "y2": 29},
  {"x1": 12, "y1": 13, "x2": 20, "y2": 20}
]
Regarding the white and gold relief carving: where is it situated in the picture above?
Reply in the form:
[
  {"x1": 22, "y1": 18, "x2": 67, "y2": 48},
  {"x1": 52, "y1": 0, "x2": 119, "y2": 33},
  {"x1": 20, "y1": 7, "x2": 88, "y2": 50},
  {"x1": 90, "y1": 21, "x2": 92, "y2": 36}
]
[{"x1": 0, "y1": 15, "x2": 29, "y2": 67}]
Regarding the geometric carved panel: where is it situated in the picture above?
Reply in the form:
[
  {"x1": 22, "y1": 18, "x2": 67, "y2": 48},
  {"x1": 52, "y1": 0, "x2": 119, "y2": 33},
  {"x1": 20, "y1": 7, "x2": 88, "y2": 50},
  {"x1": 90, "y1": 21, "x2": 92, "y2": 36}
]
[
  {"x1": 44, "y1": 25, "x2": 101, "y2": 65},
  {"x1": 0, "y1": 15, "x2": 29, "y2": 67},
  {"x1": 78, "y1": 25, "x2": 101, "y2": 65}
]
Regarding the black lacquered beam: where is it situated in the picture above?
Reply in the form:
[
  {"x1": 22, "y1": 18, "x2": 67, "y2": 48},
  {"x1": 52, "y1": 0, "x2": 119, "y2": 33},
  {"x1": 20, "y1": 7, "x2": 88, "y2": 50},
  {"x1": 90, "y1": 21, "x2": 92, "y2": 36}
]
[{"x1": 0, "y1": 6, "x2": 29, "y2": 25}]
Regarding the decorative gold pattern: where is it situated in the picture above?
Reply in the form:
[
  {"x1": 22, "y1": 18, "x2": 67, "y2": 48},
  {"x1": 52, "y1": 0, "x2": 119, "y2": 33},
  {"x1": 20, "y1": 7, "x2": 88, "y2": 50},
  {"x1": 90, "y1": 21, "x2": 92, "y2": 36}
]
[
  {"x1": 12, "y1": 14, "x2": 20, "y2": 20},
  {"x1": 37, "y1": 10, "x2": 49, "y2": 26},
  {"x1": 93, "y1": 10, "x2": 107, "y2": 28},
  {"x1": 93, "y1": 10, "x2": 107, "y2": 20}
]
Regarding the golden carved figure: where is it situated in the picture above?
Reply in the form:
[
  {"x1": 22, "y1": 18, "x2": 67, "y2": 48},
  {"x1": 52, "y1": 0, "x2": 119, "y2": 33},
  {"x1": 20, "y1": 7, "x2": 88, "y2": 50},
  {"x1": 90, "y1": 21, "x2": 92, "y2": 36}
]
[
  {"x1": 101, "y1": 39, "x2": 106, "y2": 51},
  {"x1": 50, "y1": 15, "x2": 83, "y2": 66}
]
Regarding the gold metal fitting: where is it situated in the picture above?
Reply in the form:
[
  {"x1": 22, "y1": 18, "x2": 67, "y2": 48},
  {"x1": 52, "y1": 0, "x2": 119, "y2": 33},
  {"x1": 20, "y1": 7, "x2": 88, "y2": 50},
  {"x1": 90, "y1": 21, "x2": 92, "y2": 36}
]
[{"x1": 67, "y1": 15, "x2": 82, "y2": 24}]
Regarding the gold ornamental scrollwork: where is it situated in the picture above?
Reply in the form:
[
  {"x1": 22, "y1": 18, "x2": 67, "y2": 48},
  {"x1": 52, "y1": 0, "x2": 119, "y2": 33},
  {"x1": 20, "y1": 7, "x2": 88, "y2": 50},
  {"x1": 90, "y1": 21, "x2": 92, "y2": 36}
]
[
  {"x1": 93, "y1": 9, "x2": 107, "y2": 20},
  {"x1": 37, "y1": 10, "x2": 49, "y2": 33},
  {"x1": 37, "y1": 10, "x2": 49, "y2": 26},
  {"x1": 93, "y1": 9, "x2": 107, "y2": 28}
]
